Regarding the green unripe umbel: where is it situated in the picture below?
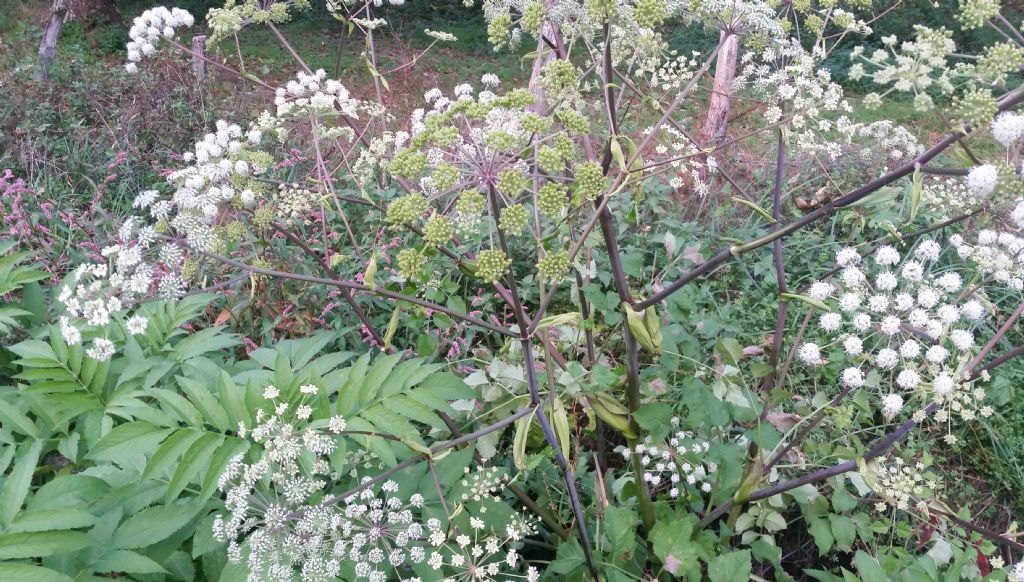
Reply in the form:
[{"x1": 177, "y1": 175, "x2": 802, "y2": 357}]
[
  {"x1": 475, "y1": 249, "x2": 511, "y2": 282},
  {"x1": 486, "y1": 131, "x2": 518, "y2": 152},
  {"x1": 557, "y1": 110, "x2": 590, "y2": 135},
  {"x1": 432, "y1": 163, "x2": 460, "y2": 191},
  {"x1": 959, "y1": 0, "x2": 1001, "y2": 29},
  {"x1": 225, "y1": 220, "x2": 246, "y2": 243},
  {"x1": 540, "y1": 60, "x2": 580, "y2": 102},
  {"x1": 538, "y1": 146, "x2": 564, "y2": 173},
  {"x1": 497, "y1": 168, "x2": 528, "y2": 195},
  {"x1": 585, "y1": 0, "x2": 616, "y2": 22},
  {"x1": 538, "y1": 182, "x2": 568, "y2": 216},
  {"x1": 154, "y1": 219, "x2": 171, "y2": 234},
  {"x1": 499, "y1": 204, "x2": 529, "y2": 234},
  {"x1": 572, "y1": 161, "x2": 606, "y2": 202},
  {"x1": 978, "y1": 42, "x2": 1024, "y2": 84},
  {"x1": 634, "y1": 0, "x2": 666, "y2": 28},
  {"x1": 553, "y1": 133, "x2": 576, "y2": 159},
  {"x1": 521, "y1": 112, "x2": 550, "y2": 134},
  {"x1": 497, "y1": 89, "x2": 537, "y2": 109},
  {"x1": 390, "y1": 149, "x2": 428, "y2": 178},
  {"x1": 953, "y1": 87, "x2": 998, "y2": 128},
  {"x1": 253, "y1": 206, "x2": 276, "y2": 229},
  {"x1": 386, "y1": 193, "x2": 428, "y2": 226},
  {"x1": 181, "y1": 258, "x2": 199, "y2": 282},
  {"x1": 433, "y1": 126, "x2": 460, "y2": 147},
  {"x1": 250, "y1": 258, "x2": 272, "y2": 282},
  {"x1": 804, "y1": 14, "x2": 824, "y2": 36},
  {"x1": 488, "y1": 12, "x2": 513, "y2": 47},
  {"x1": 423, "y1": 214, "x2": 454, "y2": 246},
  {"x1": 397, "y1": 248, "x2": 425, "y2": 280},
  {"x1": 456, "y1": 191, "x2": 487, "y2": 216},
  {"x1": 521, "y1": 1, "x2": 545, "y2": 34},
  {"x1": 537, "y1": 250, "x2": 572, "y2": 281}
]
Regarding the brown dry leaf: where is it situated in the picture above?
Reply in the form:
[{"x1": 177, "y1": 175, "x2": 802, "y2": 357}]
[
  {"x1": 742, "y1": 345, "x2": 764, "y2": 357},
  {"x1": 682, "y1": 245, "x2": 705, "y2": 265},
  {"x1": 214, "y1": 308, "x2": 232, "y2": 326},
  {"x1": 766, "y1": 410, "x2": 802, "y2": 433}
]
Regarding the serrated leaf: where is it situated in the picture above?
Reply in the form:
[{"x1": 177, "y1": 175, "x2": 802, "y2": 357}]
[
  {"x1": 0, "y1": 530, "x2": 90, "y2": 558},
  {"x1": 716, "y1": 337, "x2": 743, "y2": 367},
  {"x1": 110, "y1": 503, "x2": 201, "y2": 549},
  {"x1": 360, "y1": 352, "x2": 402, "y2": 404},
  {"x1": 9, "y1": 509, "x2": 96, "y2": 533},
  {"x1": 0, "y1": 399, "x2": 39, "y2": 438},
  {"x1": 549, "y1": 538, "x2": 585, "y2": 574},
  {"x1": 854, "y1": 550, "x2": 887, "y2": 582},
  {"x1": 149, "y1": 388, "x2": 204, "y2": 427},
  {"x1": 87, "y1": 422, "x2": 173, "y2": 463},
  {"x1": 92, "y1": 548, "x2": 169, "y2": 574},
  {"x1": 0, "y1": 563, "x2": 76, "y2": 582},
  {"x1": 178, "y1": 376, "x2": 230, "y2": 432},
  {"x1": 381, "y1": 395, "x2": 446, "y2": 429},
  {"x1": 709, "y1": 549, "x2": 752, "y2": 582},
  {"x1": 166, "y1": 433, "x2": 225, "y2": 503},
  {"x1": 1, "y1": 440, "x2": 42, "y2": 527},
  {"x1": 201, "y1": 439, "x2": 250, "y2": 500},
  {"x1": 808, "y1": 516, "x2": 834, "y2": 555},
  {"x1": 830, "y1": 515, "x2": 857, "y2": 551},
  {"x1": 217, "y1": 370, "x2": 250, "y2": 431}
]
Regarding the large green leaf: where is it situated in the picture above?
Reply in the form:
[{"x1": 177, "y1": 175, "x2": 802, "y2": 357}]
[
  {"x1": 165, "y1": 432, "x2": 225, "y2": 503},
  {"x1": 92, "y1": 549, "x2": 169, "y2": 575},
  {"x1": 143, "y1": 428, "x2": 204, "y2": 481},
  {"x1": 9, "y1": 508, "x2": 97, "y2": 533},
  {"x1": 0, "y1": 439, "x2": 42, "y2": 527},
  {"x1": 110, "y1": 502, "x2": 202, "y2": 549},
  {"x1": 177, "y1": 376, "x2": 230, "y2": 432},
  {"x1": 0, "y1": 563, "x2": 75, "y2": 582},
  {"x1": 708, "y1": 549, "x2": 752, "y2": 582},
  {"x1": 87, "y1": 421, "x2": 173, "y2": 463},
  {"x1": 0, "y1": 530, "x2": 90, "y2": 558}
]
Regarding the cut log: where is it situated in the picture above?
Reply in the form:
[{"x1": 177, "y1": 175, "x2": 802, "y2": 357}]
[
  {"x1": 36, "y1": 0, "x2": 123, "y2": 83},
  {"x1": 698, "y1": 30, "x2": 739, "y2": 147}
]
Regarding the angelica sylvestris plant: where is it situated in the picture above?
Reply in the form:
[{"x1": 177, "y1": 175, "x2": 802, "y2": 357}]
[{"x1": 11, "y1": 0, "x2": 1024, "y2": 579}]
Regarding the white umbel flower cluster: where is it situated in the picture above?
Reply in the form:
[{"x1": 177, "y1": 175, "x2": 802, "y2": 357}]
[
  {"x1": 965, "y1": 164, "x2": 999, "y2": 197},
  {"x1": 863, "y1": 457, "x2": 939, "y2": 513},
  {"x1": 951, "y1": 230, "x2": 1024, "y2": 291},
  {"x1": 738, "y1": 41, "x2": 921, "y2": 162},
  {"x1": 992, "y1": 112, "x2": 1024, "y2": 148},
  {"x1": 125, "y1": 7, "x2": 194, "y2": 73},
  {"x1": 625, "y1": 417, "x2": 717, "y2": 500},
  {"x1": 274, "y1": 69, "x2": 360, "y2": 119},
  {"x1": 797, "y1": 241, "x2": 990, "y2": 425},
  {"x1": 214, "y1": 385, "x2": 540, "y2": 582},
  {"x1": 881, "y1": 393, "x2": 904, "y2": 419},
  {"x1": 1009, "y1": 560, "x2": 1024, "y2": 582}
]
